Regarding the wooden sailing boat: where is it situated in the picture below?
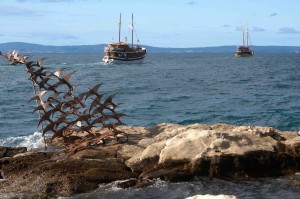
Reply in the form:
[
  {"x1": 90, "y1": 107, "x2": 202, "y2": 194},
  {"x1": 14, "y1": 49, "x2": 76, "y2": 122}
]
[
  {"x1": 235, "y1": 22, "x2": 254, "y2": 57},
  {"x1": 102, "y1": 13, "x2": 147, "y2": 64}
]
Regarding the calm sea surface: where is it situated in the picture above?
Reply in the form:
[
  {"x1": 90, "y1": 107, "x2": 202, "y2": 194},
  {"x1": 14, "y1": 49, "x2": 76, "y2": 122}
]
[{"x1": 0, "y1": 53, "x2": 300, "y2": 198}]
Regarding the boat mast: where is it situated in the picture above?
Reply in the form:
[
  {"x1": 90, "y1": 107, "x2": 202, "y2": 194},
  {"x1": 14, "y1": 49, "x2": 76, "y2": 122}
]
[
  {"x1": 246, "y1": 21, "x2": 249, "y2": 47},
  {"x1": 242, "y1": 26, "x2": 245, "y2": 46},
  {"x1": 131, "y1": 13, "x2": 134, "y2": 48},
  {"x1": 119, "y1": 13, "x2": 121, "y2": 43}
]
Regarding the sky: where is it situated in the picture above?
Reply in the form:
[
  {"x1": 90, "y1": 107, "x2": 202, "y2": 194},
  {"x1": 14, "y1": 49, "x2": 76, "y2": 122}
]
[{"x1": 0, "y1": 0, "x2": 299, "y2": 47}]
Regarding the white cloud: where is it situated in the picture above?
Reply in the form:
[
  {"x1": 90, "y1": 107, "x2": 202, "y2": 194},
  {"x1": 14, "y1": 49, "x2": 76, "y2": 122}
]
[
  {"x1": 0, "y1": 5, "x2": 42, "y2": 16},
  {"x1": 270, "y1": 13, "x2": 278, "y2": 17},
  {"x1": 253, "y1": 27, "x2": 265, "y2": 32},
  {"x1": 17, "y1": 0, "x2": 100, "y2": 2},
  {"x1": 187, "y1": 1, "x2": 197, "y2": 5},
  {"x1": 278, "y1": 27, "x2": 300, "y2": 34}
]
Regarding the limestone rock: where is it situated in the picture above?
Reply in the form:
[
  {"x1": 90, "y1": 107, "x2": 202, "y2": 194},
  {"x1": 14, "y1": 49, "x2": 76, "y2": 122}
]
[
  {"x1": 284, "y1": 136, "x2": 300, "y2": 156},
  {"x1": 126, "y1": 124, "x2": 299, "y2": 178},
  {"x1": 158, "y1": 129, "x2": 278, "y2": 165},
  {"x1": 0, "y1": 153, "x2": 136, "y2": 197},
  {"x1": 210, "y1": 123, "x2": 236, "y2": 131},
  {"x1": 140, "y1": 169, "x2": 193, "y2": 182},
  {"x1": 114, "y1": 178, "x2": 154, "y2": 189},
  {"x1": 1, "y1": 123, "x2": 300, "y2": 198},
  {"x1": 186, "y1": 194, "x2": 237, "y2": 199},
  {"x1": 0, "y1": 146, "x2": 27, "y2": 158},
  {"x1": 232, "y1": 125, "x2": 277, "y2": 137},
  {"x1": 117, "y1": 145, "x2": 145, "y2": 162},
  {"x1": 126, "y1": 141, "x2": 166, "y2": 173}
]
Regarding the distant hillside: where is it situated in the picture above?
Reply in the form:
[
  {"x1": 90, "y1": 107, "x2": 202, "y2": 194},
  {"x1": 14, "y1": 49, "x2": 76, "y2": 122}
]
[
  {"x1": 146, "y1": 45, "x2": 300, "y2": 53},
  {"x1": 0, "y1": 42, "x2": 300, "y2": 54},
  {"x1": 0, "y1": 42, "x2": 105, "y2": 54}
]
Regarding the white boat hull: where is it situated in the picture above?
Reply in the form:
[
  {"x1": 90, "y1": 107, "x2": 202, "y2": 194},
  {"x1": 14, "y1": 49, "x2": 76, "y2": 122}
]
[
  {"x1": 235, "y1": 53, "x2": 253, "y2": 58},
  {"x1": 103, "y1": 55, "x2": 145, "y2": 64}
]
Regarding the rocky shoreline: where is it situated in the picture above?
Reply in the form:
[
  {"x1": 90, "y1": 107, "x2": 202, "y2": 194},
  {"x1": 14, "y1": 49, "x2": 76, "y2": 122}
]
[{"x1": 1, "y1": 123, "x2": 300, "y2": 198}]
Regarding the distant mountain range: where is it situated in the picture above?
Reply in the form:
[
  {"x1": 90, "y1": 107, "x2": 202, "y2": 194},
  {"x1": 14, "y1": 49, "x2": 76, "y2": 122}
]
[{"x1": 0, "y1": 42, "x2": 300, "y2": 54}]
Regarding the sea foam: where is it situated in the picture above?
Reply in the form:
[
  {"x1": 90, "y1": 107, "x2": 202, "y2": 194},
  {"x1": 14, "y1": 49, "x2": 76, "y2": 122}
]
[{"x1": 0, "y1": 131, "x2": 45, "y2": 150}]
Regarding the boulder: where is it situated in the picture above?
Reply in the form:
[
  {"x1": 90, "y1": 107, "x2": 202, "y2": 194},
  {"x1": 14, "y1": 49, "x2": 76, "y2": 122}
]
[
  {"x1": 0, "y1": 146, "x2": 27, "y2": 158},
  {"x1": 124, "y1": 125, "x2": 300, "y2": 178},
  {"x1": 126, "y1": 141, "x2": 166, "y2": 173},
  {"x1": 186, "y1": 194, "x2": 237, "y2": 199},
  {"x1": 117, "y1": 145, "x2": 145, "y2": 162},
  {"x1": 140, "y1": 169, "x2": 194, "y2": 182},
  {"x1": 284, "y1": 136, "x2": 300, "y2": 156},
  {"x1": 0, "y1": 153, "x2": 136, "y2": 197}
]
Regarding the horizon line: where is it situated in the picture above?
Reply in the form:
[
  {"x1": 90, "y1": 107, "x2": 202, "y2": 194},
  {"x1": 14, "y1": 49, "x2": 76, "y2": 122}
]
[{"x1": 1, "y1": 42, "x2": 300, "y2": 49}]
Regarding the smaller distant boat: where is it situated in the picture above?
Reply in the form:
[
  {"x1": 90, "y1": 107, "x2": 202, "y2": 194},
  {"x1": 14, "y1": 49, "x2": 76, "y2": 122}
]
[
  {"x1": 103, "y1": 13, "x2": 147, "y2": 64},
  {"x1": 235, "y1": 22, "x2": 254, "y2": 57}
]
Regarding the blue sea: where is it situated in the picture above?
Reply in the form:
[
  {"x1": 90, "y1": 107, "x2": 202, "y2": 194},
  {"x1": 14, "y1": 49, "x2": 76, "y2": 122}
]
[{"x1": 0, "y1": 53, "x2": 300, "y2": 198}]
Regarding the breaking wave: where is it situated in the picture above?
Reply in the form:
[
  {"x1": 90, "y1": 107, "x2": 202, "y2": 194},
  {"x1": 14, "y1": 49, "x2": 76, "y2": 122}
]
[{"x1": 0, "y1": 131, "x2": 45, "y2": 150}]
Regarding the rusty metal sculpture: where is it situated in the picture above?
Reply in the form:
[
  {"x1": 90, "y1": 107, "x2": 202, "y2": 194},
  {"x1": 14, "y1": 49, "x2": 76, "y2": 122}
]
[{"x1": 0, "y1": 50, "x2": 128, "y2": 156}]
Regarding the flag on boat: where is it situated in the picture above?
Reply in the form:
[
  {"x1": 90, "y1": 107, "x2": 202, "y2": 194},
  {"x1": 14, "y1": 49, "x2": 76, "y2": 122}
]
[{"x1": 128, "y1": 24, "x2": 134, "y2": 30}]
